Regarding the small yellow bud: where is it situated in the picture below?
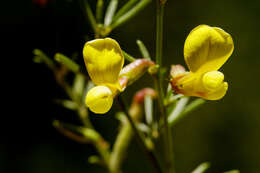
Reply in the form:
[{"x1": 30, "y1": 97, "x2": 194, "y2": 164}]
[
  {"x1": 202, "y1": 71, "x2": 224, "y2": 91},
  {"x1": 85, "y1": 86, "x2": 113, "y2": 114}
]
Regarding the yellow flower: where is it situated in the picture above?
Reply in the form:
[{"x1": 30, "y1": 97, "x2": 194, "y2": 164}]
[
  {"x1": 83, "y1": 38, "x2": 124, "y2": 114},
  {"x1": 171, "y1": 25, "x2": 234, "y2": 100}
]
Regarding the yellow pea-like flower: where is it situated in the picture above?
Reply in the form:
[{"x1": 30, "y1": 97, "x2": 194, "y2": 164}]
[
  {"x1": 171, "y1": 25, "x2": 234, "y2": 100},
  {"x1": 83, "y1": 38, "x2": 124, "y2": 114}
]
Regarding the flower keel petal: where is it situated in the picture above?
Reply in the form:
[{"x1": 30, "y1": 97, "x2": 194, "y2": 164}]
[{"x1": 85, "y1": 86, "x2": 114, "y2": 114}]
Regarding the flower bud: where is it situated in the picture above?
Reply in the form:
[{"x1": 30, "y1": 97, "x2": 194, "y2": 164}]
[
  {"x1": 170, "y1": 64, "x2": 187, "y2": 79},
  {"x1": 119, "y1": 59, "x2": 155, "y2": 88},
  {"x1": 133, "y1": 88, "x2": 157, "y2": 104}
]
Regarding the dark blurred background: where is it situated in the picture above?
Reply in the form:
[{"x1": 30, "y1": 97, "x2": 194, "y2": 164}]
[{"x1": 1, "y1": 0, "x2": 260, "y2": 173}]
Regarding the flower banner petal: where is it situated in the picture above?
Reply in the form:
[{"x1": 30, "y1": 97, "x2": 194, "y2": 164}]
[
  {"x1": 83, "y1": 38, "x2": 124, "y2": 88},
  {"x1": 184, "y1": 25, "x2": 234, "y2": 73}
]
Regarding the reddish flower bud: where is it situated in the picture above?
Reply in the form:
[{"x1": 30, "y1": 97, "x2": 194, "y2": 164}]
[{"x1": 133, "y1": 88, "x2": 157, "y2": 104}]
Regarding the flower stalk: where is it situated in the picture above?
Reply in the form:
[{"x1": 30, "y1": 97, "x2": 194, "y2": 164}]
[{"x1": 155, "y1": 0, "x2": 175, "y2": 172}]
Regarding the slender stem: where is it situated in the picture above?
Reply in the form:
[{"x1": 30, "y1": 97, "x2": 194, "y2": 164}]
[
  {"x1": 155, "y1": 1, "x2": 174, "y2": 172},
  {"x1": 155, "y1": 1, "x2": 164, "y2": 68},
  {"x1": 117, "y1": 96, "x2": 162, "y2": 173}
]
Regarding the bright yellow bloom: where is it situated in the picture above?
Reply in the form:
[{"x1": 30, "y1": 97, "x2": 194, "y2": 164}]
[
  {"x1": 171, "y1": 25, "x2": 234, "y2": 100},
  {"x1": 83, "y1": 38, "x2": 124, "y2": 114}
]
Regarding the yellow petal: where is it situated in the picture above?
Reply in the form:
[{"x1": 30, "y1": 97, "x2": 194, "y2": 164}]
[
  {"x1": 171, "y1": 73, "x2": 199, "y2": 96},
  {"x1": 203, "y1": 82, "x2": 228, "y2": 100},
  {"x1": 85, "y1": 85, "x2": 113, "y2": 114},
  {"x1": 184, "y1": 25, "x2": 234, "y2": 73},
  {"x1": 83, "y1": 38, "x2": 124, "y2": 90},
  {"x1": 202, "y1": 71, "x2": 224, "y2": 91}
]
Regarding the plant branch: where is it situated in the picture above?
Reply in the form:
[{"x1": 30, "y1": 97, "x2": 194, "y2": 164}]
[{"x1": 155, "y1": 0, "x2": 174, "y2": 172}]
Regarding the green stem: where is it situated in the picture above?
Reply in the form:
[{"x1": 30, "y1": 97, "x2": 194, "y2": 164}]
[
  {"x1": 117, "y1": 96, "x2": 162, "y2": 173},
  {"x1": 155, "y1": 1, "x2": 174, "y2": 172}
]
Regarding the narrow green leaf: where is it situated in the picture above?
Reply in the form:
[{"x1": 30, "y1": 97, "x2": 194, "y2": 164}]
[
  {"x1": 33, "y1": 49, "x2": 55, "y2": 70},
  {"x1": 136, "y1": 40, "x2": 151, "y2": 59},
  {"x1": 181, "y1": 98, "x2": 205, "y2": 116},
  {"x1": 223, "y1": 170, "x2": 240, "y2": 173},
  {"x1": 169, "y1": 98, "x2": 205, "y2": 127},
  {"x1": 168, "y1": 97, "x2": 189, "y2": 124},
  {"x1": 112, "y1": 0, "x2": 138, "y2": 23},
  {"x1": 165, "y1": 94, "x2": 184, "y2": 107},
  {"x1": 82, "y1": 0, "x2": 97, "y2": 32},
  {"x1": 56, "y1": 99, "x2": 78, "y2": 110},
  {"x1": 144, "y1": 95, "x2": 153, "y2": 124},
  {"x1": 96, "y1": 0, "x2": 104, "y2": 23},
  {"x1": 72, "y1": 74, "x2": 85, "y2": 99},
  {"x1": 53, "y1": 120, "x2": 100, "y2": 142},
  {"x1": 115, "y1": 112, "x2": 127, "y2": 123},
  {"x1": 110, "y1": 0, "x2": 152, "y2": 29},
  {"x1": 88, "y1": 155, "x2": 101, "y2": 164},
  {"x1": 137, "y1": 123, "x2": 150, "y2": 133},
  {"x1": 53, "y1": 120, "x2": 89, "y2": 143},
  {"x1": 191, "y1": 162, "x2": 210, "y2": 173},
  {"x1": 104, "y1": 0, "x2": 118, "y2": 26},
  {"x1": 122, "y1": 50, "x2": 136, "y2": 62},
  {"x1": 54, "y1": 53, "x2": 80, "y2": 73}
]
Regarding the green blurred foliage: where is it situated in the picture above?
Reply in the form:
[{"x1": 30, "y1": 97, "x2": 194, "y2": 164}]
[{"x1": 2, "y1": 0, "x2": 260, "y2": 173}]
